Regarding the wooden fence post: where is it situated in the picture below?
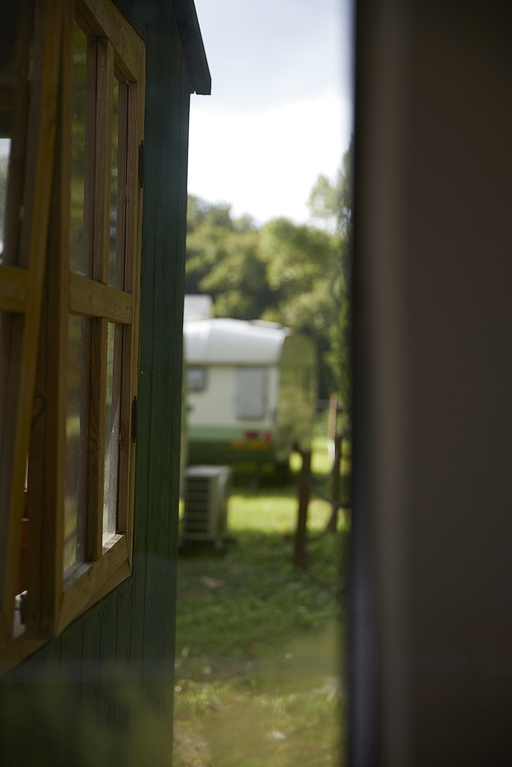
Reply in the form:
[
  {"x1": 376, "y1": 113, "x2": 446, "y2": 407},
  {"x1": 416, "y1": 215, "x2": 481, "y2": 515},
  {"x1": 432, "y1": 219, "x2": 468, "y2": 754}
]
[
  {"x1": 327, "y1": 393, "x2": 337, "y2": 459},
  {"x1": 293, "y1": 450, "x2": 311, "y2": 568},
  {"x1": 327, "y1": 433, "x2": 342, "y2": 532}
]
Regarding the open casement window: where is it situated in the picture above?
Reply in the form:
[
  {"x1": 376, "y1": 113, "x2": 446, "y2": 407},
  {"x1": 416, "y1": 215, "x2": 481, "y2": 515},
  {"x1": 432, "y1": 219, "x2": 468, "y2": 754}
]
[{"x1": 0, "y1": 0, "x2": 144, "y2": 661}]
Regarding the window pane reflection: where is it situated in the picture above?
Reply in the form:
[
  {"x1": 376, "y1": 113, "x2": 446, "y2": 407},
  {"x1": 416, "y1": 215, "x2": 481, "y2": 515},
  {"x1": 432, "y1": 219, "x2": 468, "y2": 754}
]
[
  {"x1": 65, "y1": 315, "x2": 90, "y2": 573},
  {"x1": 0, "y1": 141, "x2": 11, "y2": 262},
  {"x1": 103, "y1": 322, "x2": 122, "y2": 537},
  {"x1": 69, "y1": 22, "x2": 89, "y2": 276},
  {"x1": 108, "y1": 77, "x2": 119, "y2": 287}
]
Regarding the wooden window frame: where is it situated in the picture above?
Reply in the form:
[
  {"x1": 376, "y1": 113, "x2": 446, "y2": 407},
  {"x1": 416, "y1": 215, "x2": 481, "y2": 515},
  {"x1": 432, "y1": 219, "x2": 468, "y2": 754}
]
[{"x1": 0, "y1": 0, "x2": 145, "y2": 670}]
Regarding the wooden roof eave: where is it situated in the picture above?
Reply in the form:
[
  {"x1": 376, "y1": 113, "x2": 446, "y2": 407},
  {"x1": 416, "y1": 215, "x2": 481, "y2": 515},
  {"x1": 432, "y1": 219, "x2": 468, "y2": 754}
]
[{"x1": 171, "y1": 0, "x2": 211, "y2": 95}]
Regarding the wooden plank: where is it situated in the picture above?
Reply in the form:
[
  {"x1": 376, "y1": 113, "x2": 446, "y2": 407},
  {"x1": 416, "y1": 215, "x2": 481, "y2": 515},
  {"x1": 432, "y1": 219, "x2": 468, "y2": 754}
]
[
  {"x1": 56, "y1": 534, "x2": 129, "y2": 634},
  {"x1": 168, "y1": 0, "x2": 212, "y2": 96},
  {"x1": 164, "y1": 55, "x2": 191, "y2": 673},
  {"x1": 141, "y1": 21, "x2": 183, "y2": 695},
  {"x1": 97, "y1": 588, "x2": 118, "y2": 732},
  {"x1": 113, "y1": 70, "x2": 141, "y2": 696},
  {"x1": 117, "y1": 78, "x2": 143, "y2": 540},
  {"x1": 126, "y1": 70, "x2": 144, "y2": 562},
  {"x1": 0, "y1": 0, "x2": 64, "y2": 644},
  {"x1": 113, "y1": 576, "x2": 132, "y2": 734},
  {"x1": 28, "y1": 636, "x2": 65, "y2": 760},
  {"x1": 0, "y1": 266, "x2": 27, "y2": 313},
  {"x1": 114, "y1": 80, "x2": 129, "y2": 535},
  {"x1": 79, "y1": 602, "x2": 101, "y2": 733},
  {"x1": 0, "y1": 635, "x2": 46, "y2": 677},
  {"x1": 58, "y1": 615, "x2": 83, "y2": 752},
  {"x1": 60, "y1": 608, "x2": 83, "y2": 683},
  {"x1": 69, "y1": 273, "x2": 132, "y2": 323},
  {"x1": 128, "y1": 96, "x2": 149, "y2": 687},
  {"x1": 76, "y1": 0, "x2": 145, "y2": 83}
]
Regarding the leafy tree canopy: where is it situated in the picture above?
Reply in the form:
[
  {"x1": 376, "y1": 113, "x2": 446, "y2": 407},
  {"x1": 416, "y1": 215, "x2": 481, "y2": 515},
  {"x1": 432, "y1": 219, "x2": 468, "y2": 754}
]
[{"x1": 308, "y1": 136, "x2": 353, "y2": 238}]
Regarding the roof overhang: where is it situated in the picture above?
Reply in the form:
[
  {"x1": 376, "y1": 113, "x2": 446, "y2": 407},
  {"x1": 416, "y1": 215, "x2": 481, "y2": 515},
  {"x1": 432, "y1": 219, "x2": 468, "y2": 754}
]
[{"x1": 172, "y1": 0, "x2": 211, "y2": 94}]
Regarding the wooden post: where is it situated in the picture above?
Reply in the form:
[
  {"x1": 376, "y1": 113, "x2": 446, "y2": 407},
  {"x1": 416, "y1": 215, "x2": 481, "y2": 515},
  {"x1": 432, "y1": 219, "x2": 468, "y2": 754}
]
[
  {"x1": 327, "y1": 393, "x2": 337, "y2": 459},
  {"x1": 327, "y1": 433, "x2": 342, "y2": 532},
  {"x1": 293, "y1": 450, "x2": 311, "y2": 568}
]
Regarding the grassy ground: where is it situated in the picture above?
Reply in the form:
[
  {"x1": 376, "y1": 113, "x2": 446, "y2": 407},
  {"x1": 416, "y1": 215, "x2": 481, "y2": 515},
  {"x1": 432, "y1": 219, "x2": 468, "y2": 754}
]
[{"x1": 173, "y1": 437, "x2": 350, "y2": 767}]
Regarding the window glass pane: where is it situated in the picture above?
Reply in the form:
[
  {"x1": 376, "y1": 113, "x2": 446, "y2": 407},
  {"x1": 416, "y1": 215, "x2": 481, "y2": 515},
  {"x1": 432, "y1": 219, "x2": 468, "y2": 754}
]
[
  {"x1": 0, "y1": 1, "x2": 21, "y2": 75},
  {"x1": 0, "y1": 141, "x2": 10, "y2": 263},
  {"x1": 103, "y1": 322, "x2": 122, "y2": 536},
  {"x1": 235, "y1": 368, "x2": 267, "y2": 419},
  {"x1": 0, "y1": 310, "x2": 23, "y2": 581},
  {"x1": 64, "y1": 315, "x2": 90, "y2": 573},
  {"x1": 187, "y1": 367, "x2": 206, "y2": 392},
  {"x1": 69, "y1": 22, "x2": 89, "y2": 276},
  {"x1": 108, "y1": 77, "x2": 119, "y2": 287}
]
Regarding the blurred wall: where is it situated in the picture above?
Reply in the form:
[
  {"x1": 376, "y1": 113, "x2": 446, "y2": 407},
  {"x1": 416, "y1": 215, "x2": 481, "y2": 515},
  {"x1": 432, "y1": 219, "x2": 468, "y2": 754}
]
[{"x1": 351, "y1": 1, "x2": 512, "y2": 764}]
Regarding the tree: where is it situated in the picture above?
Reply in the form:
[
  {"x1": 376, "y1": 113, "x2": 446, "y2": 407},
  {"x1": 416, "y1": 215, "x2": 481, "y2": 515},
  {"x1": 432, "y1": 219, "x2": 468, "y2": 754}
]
[
  {"x1": 258, "y1": 218, "x2": 340, "y2": 395},
  {"x1": 185, "y1": 196, "x2": 274, "y2": 320},
  {"x1": 308, "y1": 137, "x2": 353, "y2": 238},
  {"x1": 307, "y1": 139, "x2": 353, "y2": 408}
]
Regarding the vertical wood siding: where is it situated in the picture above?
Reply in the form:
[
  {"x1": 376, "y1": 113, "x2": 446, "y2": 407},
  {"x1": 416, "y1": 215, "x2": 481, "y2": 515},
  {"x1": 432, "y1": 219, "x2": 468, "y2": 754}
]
[{"x1": 0, "y1": 4, "x2": 192, "y2": 763}]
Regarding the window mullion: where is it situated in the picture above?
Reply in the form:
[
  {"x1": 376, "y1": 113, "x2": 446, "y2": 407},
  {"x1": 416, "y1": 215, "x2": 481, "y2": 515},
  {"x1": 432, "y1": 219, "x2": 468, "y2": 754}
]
[{"x1": 86, "y1": 38, "x2": 114, "y2": 561}]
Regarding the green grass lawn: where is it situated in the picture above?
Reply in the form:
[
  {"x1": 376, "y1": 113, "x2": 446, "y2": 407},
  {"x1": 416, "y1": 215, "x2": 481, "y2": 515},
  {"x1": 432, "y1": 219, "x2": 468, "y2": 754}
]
[{"x1": 174, "y1": 437, "x2": 350, "y2": 766}]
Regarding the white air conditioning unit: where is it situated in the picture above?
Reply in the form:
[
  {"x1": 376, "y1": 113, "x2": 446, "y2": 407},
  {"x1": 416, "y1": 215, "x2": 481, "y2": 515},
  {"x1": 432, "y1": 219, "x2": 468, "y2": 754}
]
[{"x1": 181, "y1": 465, "x2": 233, "y2": 543}]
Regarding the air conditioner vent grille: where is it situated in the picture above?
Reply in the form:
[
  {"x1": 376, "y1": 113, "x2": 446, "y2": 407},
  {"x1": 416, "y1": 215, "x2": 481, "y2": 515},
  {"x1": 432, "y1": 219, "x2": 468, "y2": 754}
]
[{"x1": 181, "y1": 466, "x2": 233, "y2": 542}]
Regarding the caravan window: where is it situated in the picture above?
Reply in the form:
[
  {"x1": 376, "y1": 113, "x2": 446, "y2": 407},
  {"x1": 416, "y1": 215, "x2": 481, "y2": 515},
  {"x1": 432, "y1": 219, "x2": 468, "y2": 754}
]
[
  {"x1": 187, "y1": 366, "x2": 207, "y2": 392},
  {"x1": 235, "y1": 367, "x2": 267, "y2": 419}
]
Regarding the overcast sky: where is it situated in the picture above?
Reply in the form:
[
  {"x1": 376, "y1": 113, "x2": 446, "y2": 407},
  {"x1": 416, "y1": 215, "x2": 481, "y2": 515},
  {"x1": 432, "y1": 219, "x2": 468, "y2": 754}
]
[
  {"x1": 188, "y1": 0, "x2": 354, "y2": 225},
  {"x1": 0, "y1": 1, "x2": 353, "y2": 227}
]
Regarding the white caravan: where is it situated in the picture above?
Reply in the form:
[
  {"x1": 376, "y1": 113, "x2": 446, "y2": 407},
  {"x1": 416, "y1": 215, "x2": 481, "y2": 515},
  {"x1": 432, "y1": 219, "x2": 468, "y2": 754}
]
[{"x1": 183, "y1": 318, "x2": 317, "y2": 467}]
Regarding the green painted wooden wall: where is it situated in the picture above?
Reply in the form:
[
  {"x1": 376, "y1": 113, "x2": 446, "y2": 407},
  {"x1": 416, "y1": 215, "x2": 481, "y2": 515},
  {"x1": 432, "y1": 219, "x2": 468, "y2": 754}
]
[{"x1": 0, "y1": 3, "x2": 209, "y2": 764}]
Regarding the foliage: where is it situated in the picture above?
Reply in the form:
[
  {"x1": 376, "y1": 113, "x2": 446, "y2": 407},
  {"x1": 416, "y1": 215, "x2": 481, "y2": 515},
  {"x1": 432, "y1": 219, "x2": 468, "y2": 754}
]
[
  {"x1": 258, "y1": 217, "x2": 342, "y2": 396},
  {"x1": 185, "y1": 140, "x2": 354, "y2": 403},
  {"x1": 307, "y1": 138, "x2": 354, "y2": 407},
  {"x1": 186, "y1": 196, "x2": 273, "y2": 320},
  {"x1": 307, "y1": 137, "x2": 353, "y2": 238}
]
